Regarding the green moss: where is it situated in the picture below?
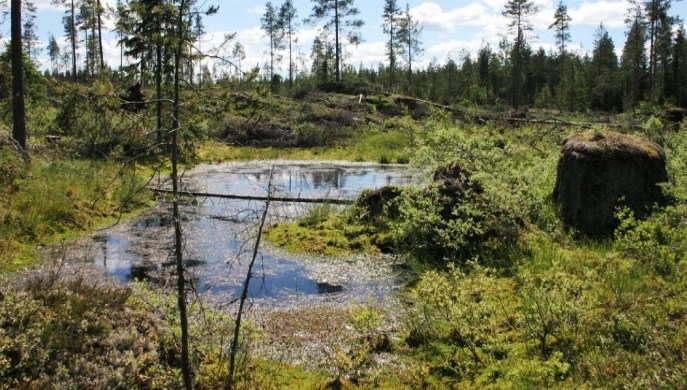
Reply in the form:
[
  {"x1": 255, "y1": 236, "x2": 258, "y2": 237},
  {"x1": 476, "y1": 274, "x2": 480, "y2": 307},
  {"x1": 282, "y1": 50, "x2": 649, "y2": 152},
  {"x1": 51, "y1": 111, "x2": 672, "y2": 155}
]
[
  {"x1": 0, "y1": 156, "x2": 152, "y2": 272},
  {"x1": 265, "y1": 209, "x2": 379, "y2": 257}
]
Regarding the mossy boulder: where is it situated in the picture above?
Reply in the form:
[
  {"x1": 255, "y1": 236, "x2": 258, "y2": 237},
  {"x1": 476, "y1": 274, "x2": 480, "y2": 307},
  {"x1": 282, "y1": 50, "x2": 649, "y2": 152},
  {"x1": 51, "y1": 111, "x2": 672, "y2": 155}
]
[{"x1": 553, "y1": 131, "x2": 667, "y2": 235}]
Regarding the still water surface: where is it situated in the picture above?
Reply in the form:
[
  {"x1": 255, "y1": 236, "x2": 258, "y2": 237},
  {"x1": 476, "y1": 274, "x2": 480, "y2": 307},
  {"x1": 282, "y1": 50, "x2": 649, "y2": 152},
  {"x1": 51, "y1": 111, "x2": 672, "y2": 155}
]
[{"x1": 91, "y1": 161, "x2": 417, "y2": 307}]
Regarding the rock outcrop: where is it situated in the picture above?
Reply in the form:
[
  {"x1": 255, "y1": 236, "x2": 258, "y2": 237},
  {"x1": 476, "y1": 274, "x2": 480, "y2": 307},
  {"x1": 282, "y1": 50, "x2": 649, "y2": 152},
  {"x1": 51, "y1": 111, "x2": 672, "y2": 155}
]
[{"x1": 553, "y1": 131, "x2": 667, "y2": 235}]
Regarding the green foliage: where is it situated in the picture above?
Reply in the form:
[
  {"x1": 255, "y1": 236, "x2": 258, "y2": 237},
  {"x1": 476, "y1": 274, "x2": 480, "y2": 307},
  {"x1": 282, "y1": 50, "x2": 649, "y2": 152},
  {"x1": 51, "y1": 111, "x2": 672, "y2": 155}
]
[
  {"x1": 0, "y1": 50, "x2": 54, "y2": 135},
  {"x1": 54, "y1": 81, "x2": 155, "y2": 158},
  {"x1": 0, "y1": 146, "x2": 28, "y2": 196},
  {"x1": 393, "y1": 183, "x2": 520, "y2": 265},
  {"x1": 0, "y1": 280, "x2": 180, "y2": 388},
  {"x1": 0, "y1": 157, "x2": 148, "y2": 270}
]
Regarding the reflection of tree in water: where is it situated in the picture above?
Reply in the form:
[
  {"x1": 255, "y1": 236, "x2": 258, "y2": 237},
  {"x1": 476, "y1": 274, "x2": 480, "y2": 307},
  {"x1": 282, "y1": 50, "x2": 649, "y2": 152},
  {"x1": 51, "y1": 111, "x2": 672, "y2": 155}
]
[
  {"x1": 310, "y1": 169, "x2": 345, "y2": 189},
  {"x1": 128, "y1": 264, "x2": 157, "y2": 281},
  {"x1": 316, "y1": 282, "x2": 343, "y2": 294}
]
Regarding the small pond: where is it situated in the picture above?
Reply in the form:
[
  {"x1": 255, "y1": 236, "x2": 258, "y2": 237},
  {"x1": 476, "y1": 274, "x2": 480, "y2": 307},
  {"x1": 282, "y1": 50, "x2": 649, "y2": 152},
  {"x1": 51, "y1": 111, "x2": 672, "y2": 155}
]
[{"x1": 89, "y1": 161, "x2": 418, "y2": 308}]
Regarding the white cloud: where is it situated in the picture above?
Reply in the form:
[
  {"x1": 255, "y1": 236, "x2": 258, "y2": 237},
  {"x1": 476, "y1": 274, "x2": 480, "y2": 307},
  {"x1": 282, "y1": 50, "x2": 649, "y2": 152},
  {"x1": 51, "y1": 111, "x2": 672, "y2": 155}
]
[
  {"x1": 569, "y1": 0, "x2": 629, "y2": 28},
  {"x1": 33, "y1": 0, "x2": 117, "y2": 12},
  {"x1": 347, "y1": 40, "x2": 387, "y2": 68},
  {"x1": 411, "y1": 2, "x2": 493, "y2": 32},
  {"x1": 246, "y1": 6, "x2": 265, "y2": 15},
  {"x1": 427, "y1": 39, "x2": 485, "y2": 57}
]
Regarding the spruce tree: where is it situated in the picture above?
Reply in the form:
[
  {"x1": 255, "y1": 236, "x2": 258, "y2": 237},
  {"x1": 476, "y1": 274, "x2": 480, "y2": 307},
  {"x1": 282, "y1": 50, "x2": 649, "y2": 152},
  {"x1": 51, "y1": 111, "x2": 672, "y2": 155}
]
[
  {"x1": 673, "y1": 24, "x2": 687, "y2": 107},
  {"x1": 591, "y1": 23, "x2": 619, "y2": 111},
  {"x1": 620, "y1": 7, "x2": 647, "y2": 110}
]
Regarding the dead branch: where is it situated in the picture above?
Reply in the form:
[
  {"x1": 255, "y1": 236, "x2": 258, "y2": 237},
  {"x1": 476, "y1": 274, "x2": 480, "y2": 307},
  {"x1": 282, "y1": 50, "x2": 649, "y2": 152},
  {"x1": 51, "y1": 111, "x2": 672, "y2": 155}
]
[
  {"x1": 227, "y1": 167, "x2": 274, "y2": 388},
  {"x1": 149, "y1": 187, "x2": 353, "y2": 205}
]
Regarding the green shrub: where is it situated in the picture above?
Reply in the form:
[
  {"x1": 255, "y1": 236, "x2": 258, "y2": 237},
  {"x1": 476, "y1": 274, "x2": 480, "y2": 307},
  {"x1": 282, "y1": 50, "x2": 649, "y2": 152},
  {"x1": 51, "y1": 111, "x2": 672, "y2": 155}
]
[
  {"x1": 0, "y1": 280, "x2": 180, "y2": 388},
  {"x1": 393, "y1": 182, "x2": 521, "y2": 266}
]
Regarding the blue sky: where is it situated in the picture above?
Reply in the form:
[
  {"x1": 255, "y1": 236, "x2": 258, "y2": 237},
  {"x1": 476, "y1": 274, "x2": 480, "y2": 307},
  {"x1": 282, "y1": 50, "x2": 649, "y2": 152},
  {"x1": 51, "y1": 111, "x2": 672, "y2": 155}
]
[{"x1": 1, "y1": 0, "x2": 686, "y2": 75}]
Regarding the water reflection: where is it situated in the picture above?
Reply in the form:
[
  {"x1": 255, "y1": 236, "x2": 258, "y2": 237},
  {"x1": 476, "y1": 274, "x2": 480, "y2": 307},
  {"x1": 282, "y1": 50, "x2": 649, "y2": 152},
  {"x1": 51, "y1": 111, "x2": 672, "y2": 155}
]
[{"x1": 92, "y1": 162, "x2": 416, "y2": 305}]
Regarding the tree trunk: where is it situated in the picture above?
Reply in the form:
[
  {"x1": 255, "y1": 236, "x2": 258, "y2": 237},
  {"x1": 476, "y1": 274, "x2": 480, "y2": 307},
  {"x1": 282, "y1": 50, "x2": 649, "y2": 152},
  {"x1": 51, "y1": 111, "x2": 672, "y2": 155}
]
[
  {"x1": 407, "y1": 29, "x2": 412, "y2": 95},
  {"x1": 70, "y1": 0, "x2": 77, "y2": 81},
  {"x1": 11, "y1": 0, "x2": 26, "y2": 149},
  {"x1": 389, "y1": 13, "x2": 395, "y2": 89},
  {"x1": 514, "y1": 26, "x2": 522, "y2": 110},
  {"x1": 96, "y1": 0, "x2": 104, "y2": 70},
  {"x1": 648, "y1": 0, "x2": 657, "y2": 99},
  {"x1": 172, "y1": 0, "x2": 193, "y2": 387},
  {"x1": 84, "y1": 29, "x2": 89, "y2": 77},
  {"x1": 156, "y1": 8, "x2": 163, "y2": 147},
  {"x1": 334, "y1": 0, "x2": 340, "y2": 82},
  {"x1": 288, "y1": 19, "x2": 293, "y2": 89}
]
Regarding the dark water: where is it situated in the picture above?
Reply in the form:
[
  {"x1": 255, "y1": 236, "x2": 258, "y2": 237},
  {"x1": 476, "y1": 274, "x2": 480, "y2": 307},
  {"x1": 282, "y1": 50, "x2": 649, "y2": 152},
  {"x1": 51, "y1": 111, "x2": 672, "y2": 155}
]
[{"x1": 91, "y1": 161, "x2": 416, "y2": 306}]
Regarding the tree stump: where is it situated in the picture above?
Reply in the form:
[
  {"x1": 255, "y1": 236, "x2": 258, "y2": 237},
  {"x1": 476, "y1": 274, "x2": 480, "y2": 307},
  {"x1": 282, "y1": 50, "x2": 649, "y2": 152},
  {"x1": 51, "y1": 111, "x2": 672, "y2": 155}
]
[{"x1": 553, "y1": 131, "x2": 667, "y2": 235}]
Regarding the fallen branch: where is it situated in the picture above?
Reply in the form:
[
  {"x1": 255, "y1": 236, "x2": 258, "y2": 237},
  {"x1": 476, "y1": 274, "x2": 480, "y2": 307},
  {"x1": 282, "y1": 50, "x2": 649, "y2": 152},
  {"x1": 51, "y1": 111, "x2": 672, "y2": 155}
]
[
  {"x1": 506, "y1": 116, "x2": 644, "y2": 130},
  {"x1": 149, "y1": 187, "x2": 353, "y2": 205}
]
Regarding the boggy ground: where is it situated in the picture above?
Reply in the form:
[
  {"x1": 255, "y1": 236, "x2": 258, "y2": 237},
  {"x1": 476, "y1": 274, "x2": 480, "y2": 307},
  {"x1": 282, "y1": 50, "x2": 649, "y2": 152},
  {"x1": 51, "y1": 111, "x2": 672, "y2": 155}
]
[{"x1": 3, "y1": 90, "x2": 687, "y2": 388}]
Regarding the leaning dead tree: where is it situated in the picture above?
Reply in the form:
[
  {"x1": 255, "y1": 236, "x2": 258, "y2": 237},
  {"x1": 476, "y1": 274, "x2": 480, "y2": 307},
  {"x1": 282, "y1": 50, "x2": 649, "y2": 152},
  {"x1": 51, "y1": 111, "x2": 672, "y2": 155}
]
[{"x1": 227, "y1": 167, "x2": 274, "y2": 388}]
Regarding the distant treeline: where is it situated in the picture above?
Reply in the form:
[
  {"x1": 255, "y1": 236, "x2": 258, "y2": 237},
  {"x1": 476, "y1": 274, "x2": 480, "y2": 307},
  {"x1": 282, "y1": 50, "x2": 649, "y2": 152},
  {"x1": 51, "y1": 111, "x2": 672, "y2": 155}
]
[{"x1": 32, "y1": 0, "x2": 687, "y2": 113}]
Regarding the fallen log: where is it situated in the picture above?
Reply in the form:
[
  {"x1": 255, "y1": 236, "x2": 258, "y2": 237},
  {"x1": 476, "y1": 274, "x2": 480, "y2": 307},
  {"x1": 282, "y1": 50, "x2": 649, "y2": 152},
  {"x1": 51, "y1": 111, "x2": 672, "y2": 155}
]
[
  {"x1": 149, "y1": 187, "x2": 353, "y2": 205},
  {"x1": 506, "y1": 116, "x2": 646, "y2": 129}
]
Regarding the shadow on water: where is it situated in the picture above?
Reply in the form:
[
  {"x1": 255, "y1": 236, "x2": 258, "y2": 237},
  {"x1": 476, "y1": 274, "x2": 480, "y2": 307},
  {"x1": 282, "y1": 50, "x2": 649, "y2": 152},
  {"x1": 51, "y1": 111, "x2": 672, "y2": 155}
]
[
  {"x1": 136, "y1": 213, "x2": 173, "y2": 228},
  {"x1": 128, "y1": 264, "x2": 159, "y2": 281}
]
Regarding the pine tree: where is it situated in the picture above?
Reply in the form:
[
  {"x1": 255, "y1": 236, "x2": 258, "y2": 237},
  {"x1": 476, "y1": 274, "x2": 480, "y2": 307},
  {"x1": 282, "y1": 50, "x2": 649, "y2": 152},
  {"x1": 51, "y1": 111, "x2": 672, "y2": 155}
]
[
  {"x1": 78, "y1": 0, "x2": 98, "y2": 77},
  {"x1": 397, "y1": 3, "x2": 422, "y2": 95},
  {"x1": 54, "y1": 0, "x2": 81, "y2": 80},
  {"x1": 95, "y1": 0, "x2": 104, "y2": 70},
  {"x1": 382, "y1": 0, "x2": 402, "y2": 89},
  {"x1": 232, "y1": 41, "x2": 246, "y2": 79},
  {"x1": 261, "y1": 1, "x2": 284, "y2": 80},
  {"x1": 308, "y1": 0, "x2": 364, "y2": 83},
  {"x1": 279, "y1": 0, "x2": 298, "y2": 89},
  {"x1": 502, "y1": 0, "x2": 538, "y2": 110},
  {"x1": 22, "y1": 0, "x2": 41, "y2": 61},
  {"x1": 311, "y1": 29, "x2": 335, "y2": 84},
  {"x1": 644, "y1": 0, "x2": 674, "y2": 100},
  {"x1": 548, "y1": 0, "x2": 571, "y2": 110},
  {"x1": 48, "y1": 34, "x2": 61, "y2": 75},
  {"x1": 549, "y1": 0, "x2": 571, "y2": 57}
]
